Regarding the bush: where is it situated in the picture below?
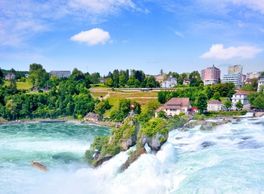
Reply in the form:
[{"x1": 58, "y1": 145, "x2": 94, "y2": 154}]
[
  {"x1": 137, "y1": 101, "x2": 160, "y2": 123},
  {"x1": 141, "y1": 118, "x2": 169, "y2": 137},
  {"x1": 168, "y1": 115, "x2": 188, "y2": 129},
  {"x1": 90, "y1": 136, "x2": 109, "y2": 151}
]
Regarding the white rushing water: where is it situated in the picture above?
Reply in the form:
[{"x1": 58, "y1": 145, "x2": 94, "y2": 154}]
[{"x1": 1, "y1": 118, "x2": 264, "y2": 194}]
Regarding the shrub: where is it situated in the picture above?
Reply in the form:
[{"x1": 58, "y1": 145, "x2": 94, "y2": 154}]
[{"x1": 141, "y1": 118, "x2": 169, "y2": 137}]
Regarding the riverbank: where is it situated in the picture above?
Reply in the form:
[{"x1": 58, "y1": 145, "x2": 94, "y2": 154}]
[{"x1": 0, "y1": 117, "x2": 77, "y2": 125}]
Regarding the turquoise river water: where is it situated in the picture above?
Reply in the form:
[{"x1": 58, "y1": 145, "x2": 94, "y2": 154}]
[{"x1": 0, "y1": 117, "x2": 264, "y2": 194}]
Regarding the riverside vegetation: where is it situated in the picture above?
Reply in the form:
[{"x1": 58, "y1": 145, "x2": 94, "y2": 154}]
[{"x1": 1, "y1": 65, "x2": 264, "y2": 168}]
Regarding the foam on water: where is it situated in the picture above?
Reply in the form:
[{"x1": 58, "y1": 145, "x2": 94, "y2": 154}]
[{"x1": 1, "y1": 117, "x2": 264, "y2": 194}]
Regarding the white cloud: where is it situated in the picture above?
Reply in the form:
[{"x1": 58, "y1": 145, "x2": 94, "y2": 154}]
[
  {"x1": 71, "y1": 28, "x2": 110, "y2": 45},
  {"x1": 201, "y1": 44, "x2": 262, "y2": 60},
  {"x1": 232, "y1": 0, "x2": 264, "y2": 14},
  {"x1": 0, "y1": 0, "x2": 136, "y2": 47}
]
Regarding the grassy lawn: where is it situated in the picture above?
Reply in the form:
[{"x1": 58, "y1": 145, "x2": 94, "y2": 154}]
[
  {"x1": 4, "y1": 81, "x2": 32, "y2": 90},
  {"x1": 90, "y1": 87, "x2": 159, "y2": 117}
]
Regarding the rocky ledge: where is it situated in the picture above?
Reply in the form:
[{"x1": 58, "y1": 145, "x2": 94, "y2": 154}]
[{"x1": 85, "y1": 117, "x2": 170, "y2": 169}]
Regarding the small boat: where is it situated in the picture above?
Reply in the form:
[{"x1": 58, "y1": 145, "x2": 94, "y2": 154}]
[{"x1": 31, "y1": 161, "x2": 48, "y2": 172}]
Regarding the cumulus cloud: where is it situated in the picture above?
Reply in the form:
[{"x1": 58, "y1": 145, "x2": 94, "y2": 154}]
[
  {"x1": 201, "y1": 44, "x2": 262, "y2": 60},
  {"x1": 71, "y1": 28, "x2": 110, "y2": 45}
]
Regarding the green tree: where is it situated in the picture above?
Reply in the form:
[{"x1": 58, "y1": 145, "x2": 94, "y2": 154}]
[
  {"x1": 119, "y1": 71, "x2": 128, "y2": 87},
  {"x1": 157, "y1": 110, "x2": 167, "y2": 118},
  {"x1": 105, "y1": 77, "x2": 114, "y2": 87},
  {"x1": 112, "y1": 69, "x2": 120, "y2": 88},
  {"x1": 73, "y1": 93, "x2": 95, "y2": 118},
  {"x1": 0, "y1": 69, "x2": 4, "y2": 85},
  {"x1": 253, "y1": 94, "x2": 264, "y2": 109},
  {"x1": 89, "y1": 72, "x2": 101, "y2": 84},
  {"x1": 189, "y1": 71, "x2": 203, "y2": 87},
  {"x1": 224, "y1": 99, "x2": 232, "y2": 111},
  {"x1": 205, "y1": 86, "x2": 214, "y2": 99},
  {"x1": 197, "y1": 93, "x2": 207, "y2": 113},
  {"x1": 127, "y1": 77, "x2": 140, "y2": 88},
  {"x1": 94, "y1": 100, "x2": 111, "y2": 116},
  {"x1": 138, "y1": 101, "x2": 160, "y2": 122},
  {"x1": 110, "y1": 99, "x2": 134, "y2": 121},
  {"x1": 70, "y1": 68, "x2": 85, "y2": 81},
  {"x1": 29, "y1": 64, "x2": 49, "y2": 89},
  {"x1": 145, "y1": 76, "x2": 159, "y2": 88},
  {"x1": 242, "y1": 84, "x2": 254, "y2": 91},
  {"x1": 249, "y1": 93, "x2": 264, "y2": 109},
  {"x1": 5, "y1": 99, "x2": 18, "y2": 120},
  {"x1": 212, "y1": 91, "x2": 221, "y2": 100},
  {"x1": 235, "y1": 100, "x2": 243, "y2": 110},
  {"x1": 7, "y1": 79, "x2": 17, "y2": 94}
]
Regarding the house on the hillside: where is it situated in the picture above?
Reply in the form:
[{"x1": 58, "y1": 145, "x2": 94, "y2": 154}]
[
  {"x1": 231, "y1": 91, "x2": 250, "y2": 110},
  {"x1": 5, "y1": 73, "x2": 15, "y2": 80},
  {"x1": 207, "y1": 100, "x2": 223, "y2": 112},
  {"x1": 258, "y1": 77, "x2": 264, "y2": 92},
  {"x1": 156, "y1": 97, "x2": 191, "y2": 117},
  {"x1": 154, "y1": 74, "x2": 166, "y2": 84},
  {"x1": 183, "y1": 79, "x2": 190, "y2": 85},
  {"x1": 84, "y1": 112, "x2": 101, "y2": 123},
  {"x1": 161, "y1": 76, "x2": 177, "y2": 88},
  {"x1": 50, "y1": 71, "x2": 71, "y2": 78}
]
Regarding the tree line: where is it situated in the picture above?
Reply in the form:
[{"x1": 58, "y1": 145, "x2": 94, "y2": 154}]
[
  {"x1": 0, "y1": 64, "x2": 96, "y2": 120},
  {"x1": 104, "y1": 69, "x2": 160, "y2": 88}
]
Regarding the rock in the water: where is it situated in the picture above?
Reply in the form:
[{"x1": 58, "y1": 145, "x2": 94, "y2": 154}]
[
  {"x1": 94, "y1": 155, "x2": 113, "y2": 167},
  {"x1": 149, "y1": 133, "x2": 167, "y2": 151},
  {"x1": 119, "y1": 147, "x2": 146, "y2": 172},
  {"x1": 200, "y1": 122, "x2": 215, "y2": 130},
  {"x1": 32, "y1": 161, "x2": 48, "y2": 172},
  {"x1": 141, "y1": 133, "x2": 168, "y2": 152},
  {"x1": 201, "y1": 141, "x2": 215, "y2": 148}
]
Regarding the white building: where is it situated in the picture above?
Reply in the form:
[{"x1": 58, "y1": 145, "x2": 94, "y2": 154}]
[
  {"x1": 5, "y1": 73, "x2": 16, "y2": 80},
  {"x1": 156, "y1": 98, "x2": 191, "y2": 117},
  {"x1": 207, "y1": 100, "x2": 223, "y2": 112},
  {"x1": 258, "y1": 77, "x2": 264, "y2": 92},
  {"x1": 231, "y1": 91, "x2": 250, "y2": 110},
  {"x1": 246, "y1": 72, "x2": 261, "y2": 80},
  {"x1": 222, "y1": 73, "x2": 243, "y2": 88},
  {"x1": 50, "y1": 71, "x2": 71, "y2": 78},
  {"x1": 161, "y1": 76, "x2": 177, "y2": 88}
]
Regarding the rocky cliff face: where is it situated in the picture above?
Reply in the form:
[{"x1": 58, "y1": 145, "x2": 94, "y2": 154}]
[{"x1": 85, "y1": 117, "x2": 170, "y2": 168}]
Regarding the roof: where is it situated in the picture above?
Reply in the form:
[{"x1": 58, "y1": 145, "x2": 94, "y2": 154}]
[
  {"x1": 208, "y1": 100, "x2": 222, "y2": 105},
  {"x1": 235, "y1": 90, "x2": 251, "y2": 95},
  {"x1": 163, "y1": 97, "x2": 190, "y2": 109}
]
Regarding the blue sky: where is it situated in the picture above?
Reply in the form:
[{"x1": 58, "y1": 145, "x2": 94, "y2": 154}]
[{"x1": 0, "y1": 0, "x2": 264, "y2": 75}]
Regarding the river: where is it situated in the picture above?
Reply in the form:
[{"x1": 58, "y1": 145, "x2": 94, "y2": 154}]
[{"x1": 0, "y1": 117, "x2": 264, "y2": 194}]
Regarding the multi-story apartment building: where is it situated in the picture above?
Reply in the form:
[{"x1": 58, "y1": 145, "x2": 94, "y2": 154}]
[
  {"x1": 201, "y1": 65, "x2": 221, "y2": 85},
  {"x1": 222, "y1": 65, "x2": 243, "y2": 88}
]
